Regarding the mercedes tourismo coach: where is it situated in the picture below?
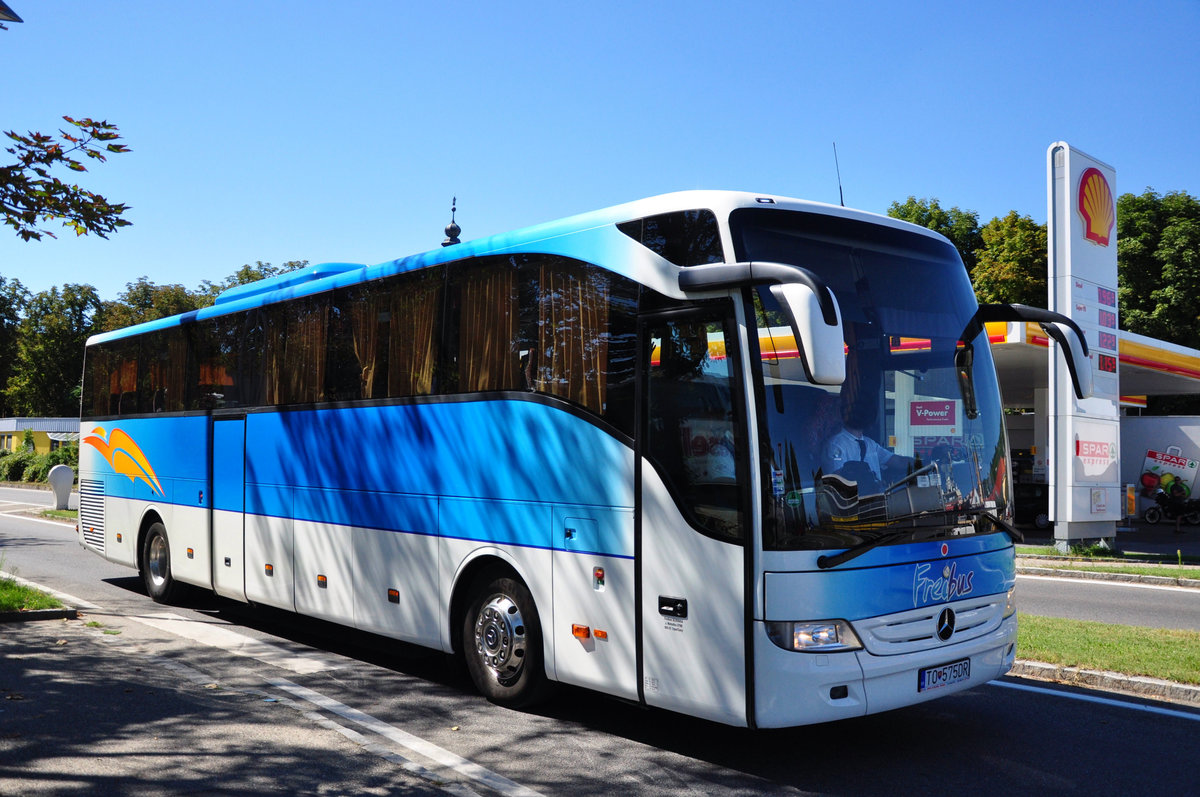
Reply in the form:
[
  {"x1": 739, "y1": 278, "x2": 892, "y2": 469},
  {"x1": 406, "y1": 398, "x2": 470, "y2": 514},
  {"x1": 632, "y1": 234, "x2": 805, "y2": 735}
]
[{"x1": 77, "y1": 191, "x2": 1090, "y2": 728}]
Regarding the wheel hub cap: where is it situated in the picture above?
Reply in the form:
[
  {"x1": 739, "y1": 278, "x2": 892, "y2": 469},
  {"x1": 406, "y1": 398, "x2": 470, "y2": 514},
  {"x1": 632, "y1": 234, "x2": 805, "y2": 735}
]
[
  {"x1": 474, "y1": 594, "x2": 527, "y2": 681},
  {"x1": 148, "y1": 535, "x2": 168, "y2": 587}
]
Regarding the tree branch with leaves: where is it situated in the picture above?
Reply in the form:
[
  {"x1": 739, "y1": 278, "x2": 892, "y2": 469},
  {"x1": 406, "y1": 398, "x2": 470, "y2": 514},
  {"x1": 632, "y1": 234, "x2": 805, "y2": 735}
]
[{"x1": 0, "y1": 115, "x2": 132, "y2": 241}]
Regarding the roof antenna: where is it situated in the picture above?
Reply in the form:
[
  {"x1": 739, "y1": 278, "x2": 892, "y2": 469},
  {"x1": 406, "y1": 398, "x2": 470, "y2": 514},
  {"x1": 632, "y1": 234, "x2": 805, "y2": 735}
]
[
  {"x1": 833, "y1": 143, "x2": 845, "y2": 207},
  {"x1": 442, "y1": 196, "x2": 461, "y2": 247}
]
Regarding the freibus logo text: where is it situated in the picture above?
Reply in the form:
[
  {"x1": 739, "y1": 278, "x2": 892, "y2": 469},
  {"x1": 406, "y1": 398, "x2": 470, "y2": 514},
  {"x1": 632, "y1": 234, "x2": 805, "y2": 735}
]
[{"x1": 914, "y1": 561, "x2": 975, "y2": 607}]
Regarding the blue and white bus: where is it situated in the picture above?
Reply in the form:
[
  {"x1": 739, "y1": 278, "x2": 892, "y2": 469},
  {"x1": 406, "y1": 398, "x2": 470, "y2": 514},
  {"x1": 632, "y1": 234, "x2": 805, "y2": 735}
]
[{"x1": 78, "y1": 191, "x2": 1089, "y2": 728}]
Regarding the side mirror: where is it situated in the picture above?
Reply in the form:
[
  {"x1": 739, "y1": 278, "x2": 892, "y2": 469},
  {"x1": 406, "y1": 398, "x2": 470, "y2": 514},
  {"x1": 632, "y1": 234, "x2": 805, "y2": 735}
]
[
  {"x1": 965, "y1": 303, "x2": 1093, "y2": 400},
  {"x1": 678, "y1": 261, "x2": 847, "y2": 386},
  {"x1": 1040, "y1": 320, "x2": 1094, "y2": 399},
  {"x1": 769, "y1": 282, "x2": 846, "y2": 386}
]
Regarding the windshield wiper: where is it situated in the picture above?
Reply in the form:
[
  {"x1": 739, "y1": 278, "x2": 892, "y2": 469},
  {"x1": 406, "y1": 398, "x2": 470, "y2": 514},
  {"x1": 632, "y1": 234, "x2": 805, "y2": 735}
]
[
  {"x1": 816, "y1": 528, "x2": 917, "y2": 569},
  {"x1": 977, "y1": 509, "x2": 1023, "y2": 543},
  {"x1": 815, "y1": 506, "x2": 1021, "y2": 570}
]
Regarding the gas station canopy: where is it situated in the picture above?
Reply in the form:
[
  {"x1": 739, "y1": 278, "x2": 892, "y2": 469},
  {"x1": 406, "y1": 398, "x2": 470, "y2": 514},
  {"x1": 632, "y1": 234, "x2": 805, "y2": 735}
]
[{"x1": 987, "y1": 321, "x2": 1200, "y2": 408}]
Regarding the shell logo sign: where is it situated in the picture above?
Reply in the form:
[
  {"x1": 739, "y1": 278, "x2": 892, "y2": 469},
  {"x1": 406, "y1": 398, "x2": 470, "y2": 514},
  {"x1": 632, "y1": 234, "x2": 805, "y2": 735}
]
[
  {"x1": 83, "y1": 426, "x2": 165, "y2": 497},
  {"x1": 1078, "y1": 167, "x2": 1115, "y2": 247}
]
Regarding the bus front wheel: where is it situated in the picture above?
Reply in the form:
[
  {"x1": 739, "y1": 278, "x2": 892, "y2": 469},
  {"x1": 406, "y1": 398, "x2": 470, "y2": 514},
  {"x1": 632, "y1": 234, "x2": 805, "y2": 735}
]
[
  {"x1": 141, "y1": 522, "x2": 182, "y2": 604},
  {"x1": 462, "y1": 571, "x2": 552, "y2": 708}
]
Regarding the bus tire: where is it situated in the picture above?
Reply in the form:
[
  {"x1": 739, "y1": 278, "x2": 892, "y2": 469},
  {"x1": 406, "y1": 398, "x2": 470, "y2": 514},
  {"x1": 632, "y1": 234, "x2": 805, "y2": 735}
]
[
  {"x1": 1143, "y1": 506, "x2": 1162, "y2": 525},
  {"x1": 462, "y1": 571, "x2": 552, "y2": 708},
  {"x1": 141, "y1": 521, "x2": 182, "y2": 604}
]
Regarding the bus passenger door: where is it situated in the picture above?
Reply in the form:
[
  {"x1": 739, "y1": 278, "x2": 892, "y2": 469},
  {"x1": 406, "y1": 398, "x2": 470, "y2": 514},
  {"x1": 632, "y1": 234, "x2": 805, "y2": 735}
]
[
  {"x1": 638, "y1": 307, "x2": 750, "y2": 727},
  {"x1": 211, "y1": 415, "x2": 247, "y2": 601}
]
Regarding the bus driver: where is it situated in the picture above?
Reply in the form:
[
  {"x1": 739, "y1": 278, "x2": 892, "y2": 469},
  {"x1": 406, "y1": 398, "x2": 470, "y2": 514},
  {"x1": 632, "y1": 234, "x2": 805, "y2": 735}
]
[{"x1": 821, "y1": 385, "x2": 912, "y2": 492}]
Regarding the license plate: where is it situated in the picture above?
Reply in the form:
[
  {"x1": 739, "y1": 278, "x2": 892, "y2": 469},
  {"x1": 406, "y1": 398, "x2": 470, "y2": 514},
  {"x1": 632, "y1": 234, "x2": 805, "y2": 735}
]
[{"x1": 918, "y1": 658, "x2": 971, "y2": 692}]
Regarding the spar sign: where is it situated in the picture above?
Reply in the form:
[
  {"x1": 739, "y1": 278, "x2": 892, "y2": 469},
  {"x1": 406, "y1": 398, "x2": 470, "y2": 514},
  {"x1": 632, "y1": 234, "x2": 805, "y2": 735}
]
[
  {"x1": 1072, "y1": 420, "x2": 1120, "y2": 484},
  {"x1": 1139, "y1": 446, "x2": 1199, "y2": 496}
]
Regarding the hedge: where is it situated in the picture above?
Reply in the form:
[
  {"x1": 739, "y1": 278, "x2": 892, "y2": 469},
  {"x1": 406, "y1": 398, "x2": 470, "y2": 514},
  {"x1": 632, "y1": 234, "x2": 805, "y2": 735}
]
[{"x1": 0, "y1": 444, "x2": 78, "y2": 484}]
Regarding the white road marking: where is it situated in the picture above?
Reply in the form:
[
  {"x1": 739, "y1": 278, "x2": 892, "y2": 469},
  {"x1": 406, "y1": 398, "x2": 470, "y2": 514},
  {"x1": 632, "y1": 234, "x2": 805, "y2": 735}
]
[
  {"x1": 269, "y1": 677, "x2": 546, "y2": 797},
  {"x1": 991, "y1": 679, "x2": 1200, "y2": 722},
  {"x1": 2, "y1": 511, "x2": 74, "y2": 527},
  {"x1": 296, "y1": 709, "x2": 485, "y2": 797},
  {"x1": 5, "y1": 572, "x2": 534, "y2": 795},
  {"x1": 133, "y1": 612, "x2": 346, "y2": 674}
]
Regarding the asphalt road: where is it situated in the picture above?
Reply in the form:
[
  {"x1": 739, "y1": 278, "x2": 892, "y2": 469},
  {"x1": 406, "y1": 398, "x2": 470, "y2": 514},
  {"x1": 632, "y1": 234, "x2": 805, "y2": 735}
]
[
  {"x1": 1015, "y1": 573, "x2": 1200, "y2": 631},
  {"x1": 2, "y1": 492, "x2": 1197, "y2": 796}
]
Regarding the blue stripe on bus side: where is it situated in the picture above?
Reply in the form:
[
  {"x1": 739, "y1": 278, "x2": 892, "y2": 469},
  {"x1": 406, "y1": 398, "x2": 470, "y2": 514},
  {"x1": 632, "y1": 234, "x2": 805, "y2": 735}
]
[
  {"x1": 439, "y1": 496, "x2": 554, "y2": 551},
  {"x1": 82, "y1": 402, "x2": 635, "y2": 557},
  {"x1": 244, "y1": 400, "x2": 635, "y2": 508},
  {"x1": 79, "y1": 416, "x2": 209, "y2": 504}
]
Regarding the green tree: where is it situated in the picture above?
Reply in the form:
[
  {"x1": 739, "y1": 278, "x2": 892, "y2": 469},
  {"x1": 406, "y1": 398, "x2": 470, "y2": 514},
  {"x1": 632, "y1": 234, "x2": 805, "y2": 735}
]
[
  {"x1": 1115, "y1": 188, "x2": 1200, "y2": 415},
  {"x1": 1117, "y1": 188, "x2": 1200, "y2": 348},
  {"x1": 1, "y1": 116, "x2": 131, "y2": 242},
  {"x1": 887, "y1": 197, "x2": 983, "y2": 275},
  {"x1": 4, "y1": 283, "x2": 101, "y2": 416},
  {"x1": 96, "y1": 276, "x2": 207, "y2": 334},
  {"x1": 970, "y1": 211, "x2": 1048, "y2": 308},
  {"x1": 91, "y1": 262, "x2": 310, "y2": 337},
  {"x1": 0, "y1": 275, "x2": 28, "y2": 415}
]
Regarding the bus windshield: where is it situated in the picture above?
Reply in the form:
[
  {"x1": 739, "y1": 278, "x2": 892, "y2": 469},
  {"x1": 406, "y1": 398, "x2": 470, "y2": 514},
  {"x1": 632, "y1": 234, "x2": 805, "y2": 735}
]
[{"x1": 729, "y1": 208, "x2": 1009, "y2": 551}]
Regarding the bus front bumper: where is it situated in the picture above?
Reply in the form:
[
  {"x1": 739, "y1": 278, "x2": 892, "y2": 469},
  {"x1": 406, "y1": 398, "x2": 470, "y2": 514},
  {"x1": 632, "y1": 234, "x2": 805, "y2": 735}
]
[{"x1": 752, "y1": 614, "x2": 1017, "y2": 728}]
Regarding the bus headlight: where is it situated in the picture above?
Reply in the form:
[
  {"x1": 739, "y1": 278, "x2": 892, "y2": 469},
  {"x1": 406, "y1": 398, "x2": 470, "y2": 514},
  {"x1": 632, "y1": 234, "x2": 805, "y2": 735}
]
[
  {"x1": 765, "y1": 619, "x2": 862, "y2": 653},
  {"x1": 1003, "y1": 586, "x2": 1016, "y2": 619}
]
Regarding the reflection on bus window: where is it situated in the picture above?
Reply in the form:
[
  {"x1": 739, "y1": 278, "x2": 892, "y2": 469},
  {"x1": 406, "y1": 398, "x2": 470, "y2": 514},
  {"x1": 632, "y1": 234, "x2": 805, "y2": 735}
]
[{"x1": 645, "y1": 310, "x2": 745, "y2": 542}]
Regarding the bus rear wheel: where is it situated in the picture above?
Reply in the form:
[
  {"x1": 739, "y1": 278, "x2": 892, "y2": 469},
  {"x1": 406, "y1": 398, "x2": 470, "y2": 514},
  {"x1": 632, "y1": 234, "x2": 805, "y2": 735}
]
[
  {"x1": 462, "y1": 571, "x2": 552, "y2": 708},
  {"x1": 141, "y1": 522, "x2": 182, "y2": 604}
]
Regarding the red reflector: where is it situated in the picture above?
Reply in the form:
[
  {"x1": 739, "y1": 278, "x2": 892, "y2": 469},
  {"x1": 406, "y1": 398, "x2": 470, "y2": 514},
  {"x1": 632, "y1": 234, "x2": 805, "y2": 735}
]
[
  {"x1": 572, "y1": 624, "x2": 591, "y2": 639},
  {"x1": 387, "y1": 589, "x2": 400, "y2": 603},
  {"x1": 594, "y1": 629, "x2": 608, "y2": 640}
]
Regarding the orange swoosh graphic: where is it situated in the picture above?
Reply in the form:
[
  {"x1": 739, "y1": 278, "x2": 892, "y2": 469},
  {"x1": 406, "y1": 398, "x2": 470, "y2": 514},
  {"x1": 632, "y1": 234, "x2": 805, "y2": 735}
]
[{"x1": 83, "y1": 426, "x2": 165, "y2": 497}]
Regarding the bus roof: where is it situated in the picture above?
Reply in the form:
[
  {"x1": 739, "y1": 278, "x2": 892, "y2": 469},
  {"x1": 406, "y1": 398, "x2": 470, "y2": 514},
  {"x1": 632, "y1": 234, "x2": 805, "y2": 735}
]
[{"x1": 86, "y1": 190, "x2": 951, "y2": 346}]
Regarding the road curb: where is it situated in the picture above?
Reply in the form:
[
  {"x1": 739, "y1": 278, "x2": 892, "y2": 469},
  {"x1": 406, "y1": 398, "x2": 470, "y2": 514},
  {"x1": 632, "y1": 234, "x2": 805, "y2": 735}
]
[
  {"x1": 0, "y1": 607, "x2": 78, "y2": 623},
  {"x1": 1012, "y1": 659, "x2": 1200, "y2": 707}
]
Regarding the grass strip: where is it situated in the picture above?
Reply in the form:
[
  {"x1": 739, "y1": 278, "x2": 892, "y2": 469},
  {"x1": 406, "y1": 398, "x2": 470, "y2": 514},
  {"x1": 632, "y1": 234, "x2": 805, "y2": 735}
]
[
  {"x1": 1017, "y1": 612, "x2": 1200, "y2": 685},
  {"x1": 1017, "y1": 544, "x2": 1200, "y2": 564},
  {"x1": 1028, "y1": 562, "x2": 1200, "y2": 580},
  {"x1": 0, "y1": 574, "x2": 64, "y2": 613}
]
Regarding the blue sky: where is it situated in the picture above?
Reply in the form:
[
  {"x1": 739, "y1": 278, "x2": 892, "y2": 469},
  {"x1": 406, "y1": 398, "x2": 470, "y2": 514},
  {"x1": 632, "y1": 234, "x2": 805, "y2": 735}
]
[{"x1": 2, "y1": 0, "x2": 1198, "y2": 301}]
